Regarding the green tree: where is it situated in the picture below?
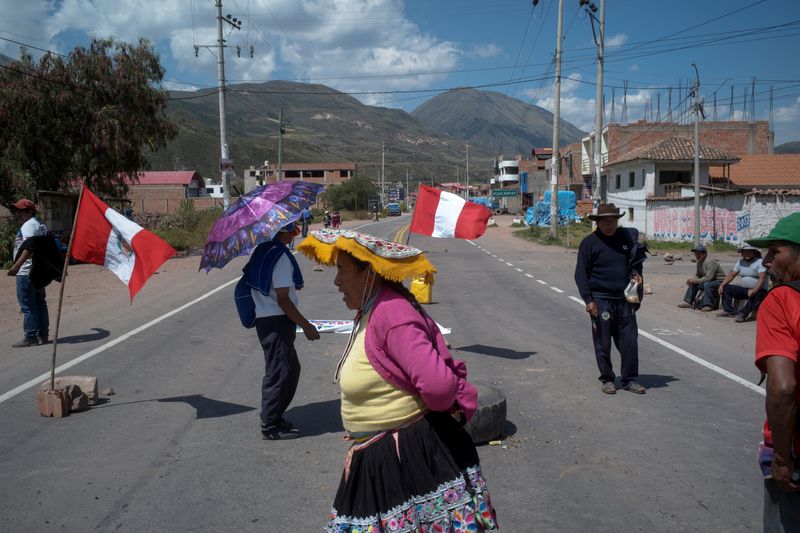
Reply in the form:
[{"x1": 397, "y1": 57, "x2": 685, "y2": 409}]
[
  {"x1": 0, "y1": 37, "x2": 177, "y2": 207},
  {"x1": 322, "y1": 175, "x2": 377, "y2": 211}
]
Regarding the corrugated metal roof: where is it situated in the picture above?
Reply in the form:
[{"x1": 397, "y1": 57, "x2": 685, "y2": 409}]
[
  {"x1": 607, "y1": 137, "x2": 740, "y2": 166},
  {"x1": 709, "y1": 154, "x2": 800, "y2": 187}
]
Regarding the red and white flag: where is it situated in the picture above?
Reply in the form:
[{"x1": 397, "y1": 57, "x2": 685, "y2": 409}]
[
  {"x1": 71, "y1": 187, "x2": 176, "y2": 301},
  {"x1": 409, "y1": 185, "x2": 491, "y2": 239}
]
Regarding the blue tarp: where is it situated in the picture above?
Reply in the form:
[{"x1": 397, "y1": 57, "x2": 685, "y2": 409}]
[{"x1": 525, "y1": 190, "x2": 580, "y2": 226}]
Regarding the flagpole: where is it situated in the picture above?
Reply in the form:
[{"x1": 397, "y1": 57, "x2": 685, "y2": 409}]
[{"x1": 49, "y1": 182, "x2": 86, "y2": 390}]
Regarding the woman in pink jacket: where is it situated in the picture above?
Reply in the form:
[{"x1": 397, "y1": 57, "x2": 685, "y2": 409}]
[{"x1": 298, "y1": 229, "x2": 498, "y2": 532}]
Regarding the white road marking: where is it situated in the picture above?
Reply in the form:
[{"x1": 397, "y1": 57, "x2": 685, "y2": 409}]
[
  {"x1": 515, "y1": 268, "x2": 523, "y2": 272},
  {"x1": 0, "y1": 277, "x2": 241, "y2": 405},
  {"x1": 471, "y1": 242, "x2": 763, "y2": 395},
  {"x1": 563, "y1": 296, "x2": 765, "y2": 396},
  {"x1": 506, "y1": 262, "x2": 514, "y2": 267},
  {"x1": 498, "y1": 258, "x2": 505, "y2": 262}
]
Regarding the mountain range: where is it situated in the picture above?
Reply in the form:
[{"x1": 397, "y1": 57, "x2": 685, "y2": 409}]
[{"x1": 154, "y1": 81, "x2": 587, "y2": 183}]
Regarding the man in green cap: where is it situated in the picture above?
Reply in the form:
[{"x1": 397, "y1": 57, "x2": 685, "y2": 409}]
[{"x1": 747, "y1": 213, "x2": 800, "y2": 530}]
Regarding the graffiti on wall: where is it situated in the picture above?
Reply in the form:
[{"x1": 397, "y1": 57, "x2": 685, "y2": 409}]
[{"x1": 652, "y1": 206, "x2": 739, "y2": 241}]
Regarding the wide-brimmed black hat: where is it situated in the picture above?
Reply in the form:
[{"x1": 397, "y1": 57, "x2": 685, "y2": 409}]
[{"x1": 587, "y1": 203, "x2": 624, "y2": 221}]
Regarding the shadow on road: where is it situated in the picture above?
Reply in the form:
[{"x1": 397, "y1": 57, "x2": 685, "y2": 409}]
[
  {"x1": 56, "y1": 327, "x2": 110, "y2": 344},
  {"x1": 284, "y1": 398, "x2": 344, "y2": 436},
  {"x1": 636, "y1": 374, "x2": 679, "y2": 389},
  {"x1": 156, "y1": 395, "x2": 256, "y2": 419},
  {"x1": 455, "y1": 344, "x2": 535, "y2": 360}
]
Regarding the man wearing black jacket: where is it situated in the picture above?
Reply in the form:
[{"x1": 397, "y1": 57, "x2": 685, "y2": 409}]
[{"x1": 575, "y1": 203, "x2": 646, "y2": 395}]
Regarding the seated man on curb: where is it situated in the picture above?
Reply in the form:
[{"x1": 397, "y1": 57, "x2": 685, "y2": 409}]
[
  {"x1": 717, "y1": 244, "x2": 768, "y2": 322},
  {"x1": 678, "y1": 244, "x2": 725, "y2": 311}
]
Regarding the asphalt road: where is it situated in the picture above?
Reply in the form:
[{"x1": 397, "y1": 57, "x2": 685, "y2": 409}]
[{"x1": 0, "y1": 216, "x2": 766, "y2": 532}]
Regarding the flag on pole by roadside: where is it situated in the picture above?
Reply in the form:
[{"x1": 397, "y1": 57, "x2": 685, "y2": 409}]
[
  {"x1": 409, "y1": 184, "x2": 491, "y2": 239},
  {"x1": 70, "y1": 187, "x2": 176, "y2": 301}
]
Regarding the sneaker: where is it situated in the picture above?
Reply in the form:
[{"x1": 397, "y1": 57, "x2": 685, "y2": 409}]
[
  {"x1": 716, "y1": 311, "x2": 735, "y2": 318},
  {"x1": 735, "y1": 314, "x2": 747, "y2": 323},
  {"x1": 700, "y1": 306, "x2": 713, "y2": 312},
  {"x1": 278, "y1": 418, "x2": 298, "y2": 432},
  {"x1": 677, "y1": 303, "x2": 692, "y2": 308},
  {"x1": 38, "y1": 337, "x2": 51, "y2": 345},
  {"x1": 623, "y1": 382, "x2": 646, "y2": 394},
  {"x1": 261, "y1": 428, "x2": 300, "y2": 441},
  {"x1": 12, "y1": 337, "x2": 39, "y2": 348}
]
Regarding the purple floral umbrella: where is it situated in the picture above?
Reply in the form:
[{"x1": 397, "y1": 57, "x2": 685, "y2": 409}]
[{"x1": 199, "y1": 180, "x2": 325, "y2": 272}]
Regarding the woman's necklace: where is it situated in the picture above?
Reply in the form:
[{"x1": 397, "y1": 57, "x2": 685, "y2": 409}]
[{"x1": 333, "y1": 289, "x2": 380, "y2": 383}]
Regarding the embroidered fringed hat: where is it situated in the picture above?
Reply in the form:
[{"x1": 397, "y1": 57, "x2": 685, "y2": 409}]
[{"x1": 297, "y1": 228, "x2": 436, "y2": 284}]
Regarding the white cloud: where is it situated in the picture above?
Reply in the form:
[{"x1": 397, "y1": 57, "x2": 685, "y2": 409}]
[
  {"x1": 773, "y1": 96, "x2": 800, "y2": 143},
  {"x1": 6, "y1": 0, "x2": 465, "y2": 106},
  {"x1": 605, "y1": 33, "x2": 628, "y2": 48},
  {"x1": 467, "y1": 43, "x2": 502, "y2": 59}
]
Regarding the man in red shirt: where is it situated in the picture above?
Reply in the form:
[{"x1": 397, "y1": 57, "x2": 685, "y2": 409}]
[{"x1": 747, "y1": 213, "x2": 800, "y2": 531}]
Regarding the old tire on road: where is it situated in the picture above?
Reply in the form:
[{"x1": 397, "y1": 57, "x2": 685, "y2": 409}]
[{"x1": 464, "y1": 382, "x2": 507, "y2": 444}]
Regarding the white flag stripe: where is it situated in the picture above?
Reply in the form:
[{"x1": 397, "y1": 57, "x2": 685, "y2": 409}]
[
  {"x1": 104, "y1": 207, "x2": 142, "y2": 242},
  {"x1": 432, "y1": 190, "x2": 465, "y2": 238},
  {"x1": 103, "y1": 207, "x2": 144, "y2": 285}
]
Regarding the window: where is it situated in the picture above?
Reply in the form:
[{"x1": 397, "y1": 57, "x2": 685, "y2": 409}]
[
  {"x1": 206, "y1": 187, "x2": 213, "y2": 194},
  {"x1": 659, "y1": 170, "x2": 691, "y2": 185},
  {"x1": 628, "y1": 208, "x2": 634, "y2": 222},
  {"x1": 615, "y1": 174, "x2": 621, "y2": 189},
  {"x1": 628, "y1": 172, "x2": 635, "y2": 188}
]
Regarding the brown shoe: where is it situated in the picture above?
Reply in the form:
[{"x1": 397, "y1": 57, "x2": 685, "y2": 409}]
[
  {"x1": 623, "y1": 382, "x2": 646, "y2": 394},
  {"x1": 601, "y1": 381, "x2": 617, "y2": 394},
  {"x1": 677, "y1": 303, "x2": 692, "y2": 308}
]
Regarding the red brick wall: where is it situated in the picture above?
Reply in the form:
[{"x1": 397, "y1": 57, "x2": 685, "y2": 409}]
[
  {"x1": 128, "y1": 186, "x2": 228, "y2": 214},
  {"x1": 606, "y1": 121, "x2": 772, "y2": 164}
]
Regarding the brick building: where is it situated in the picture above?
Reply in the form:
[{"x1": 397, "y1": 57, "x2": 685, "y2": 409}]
[
  {"x1": 244, "y1": 161, "x2": 356, "y2": 192},
  {"x1": 126, "y1": 171, "x2": 212, "y2": 214}
]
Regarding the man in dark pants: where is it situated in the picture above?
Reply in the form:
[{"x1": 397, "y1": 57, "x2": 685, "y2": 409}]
[
  {"x1": 243, "y1": 222, "x2": 320, "y2": 440},
  {"x1": 745, "y1": 214, "x2": 800, "y2": 531},
  {"x1": 575, "y1": 203, "x2": 646, "y2": 395}
]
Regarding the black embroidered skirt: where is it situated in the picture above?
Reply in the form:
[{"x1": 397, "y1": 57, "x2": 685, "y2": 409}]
[{"x1": 325, "y1": 411, "x2": 498, "y2": 532}]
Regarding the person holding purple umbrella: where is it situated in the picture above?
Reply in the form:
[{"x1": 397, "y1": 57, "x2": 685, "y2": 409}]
[{"x1": 235, "y1": 221, "x2": 320, "y2": 440}]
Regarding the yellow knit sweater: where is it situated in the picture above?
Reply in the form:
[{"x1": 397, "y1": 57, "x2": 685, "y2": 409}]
[{"x1": 339, "y1": 312, "x2": 426, "y2": 433}]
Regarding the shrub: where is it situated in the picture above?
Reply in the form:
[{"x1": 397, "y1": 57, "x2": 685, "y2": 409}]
[{"x1": 0, "y1": 216, "x2": 17, "y2": 269}]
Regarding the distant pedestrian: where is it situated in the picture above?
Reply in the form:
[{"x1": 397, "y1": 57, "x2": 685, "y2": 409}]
[
  {"x1": 331, "y1": 209, "x2": 341, "y2": 229},
  {"x1": 717, "y1": 244, "x2": 768, "y2": 322},
  {"x1": 8, "y1": 198, "x2": 49, "y2": 347},
  {"x1": 574, "y1": 203, "x2": 647, "y2": 395},
  {"x1": 300, "y1": 208, "x2": 312, "y2": 238},
  {"x1": 745, "y1": 213, "x2": 800, "y2": 530},
  {"x1": 678, "y1": 244, "x2": 725, "y2": 311},
  {"x1": 235, "y1": 222, "x2": 320, "y2": 440},
  {"x1": 323, "y1": 210, "x2": 332, "y2": 229}
]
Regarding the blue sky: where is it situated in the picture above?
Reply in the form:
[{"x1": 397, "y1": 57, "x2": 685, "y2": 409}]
[{"x1": 2, "y1": 0, "x2": 799, "y2": 144}]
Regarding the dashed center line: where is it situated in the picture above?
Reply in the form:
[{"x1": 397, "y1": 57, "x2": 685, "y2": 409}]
[
  {"x1": 525, "y1": 273, "x2": 534, "y2": 278},
  {"x1": 506, "y1": 262, "x2": 514, "y2": 267},
  {"x1": 515, "y1": 268, "x2": 523, "y2": 272},
  {"x1": 550, "y1": 287, "x2": 565, "y2": 293},
  {"x1": 536, "y1": 280, "x2": 547, "y2": 285}
]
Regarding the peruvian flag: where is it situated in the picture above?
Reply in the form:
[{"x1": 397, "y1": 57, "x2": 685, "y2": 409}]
[
  {"x1": 70, "y1": 187, "x2": 176, "y2": 301},
  {"x1": 409, "y1": 185, "x2": 491, "y2": 239}
]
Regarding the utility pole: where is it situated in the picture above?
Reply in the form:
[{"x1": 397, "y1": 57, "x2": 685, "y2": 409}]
[
  {"x1": 581, "y1": 0, "x2": 604, "y2": 215},
  {"x1": 691, "y1": 63, "x2": 703, "y2": 247},
  {"x1": 406, "y1": 168, "x2": 410, "y2": 210},
  {"x1": 277, "y1": 107, "x2": 284, "y2": 182},
  {"x1": 214, "y1": 0, "x2": 241, "y2": 209},
  {"x1": 465, "y1": 143, "x2": 470, "y2": 199},
  {"x1": 381, "y1": 142, "x2": 385, "y2": 207},
  {"x1": 549, "y1": 0, "x2": 564, "y2": 238}
]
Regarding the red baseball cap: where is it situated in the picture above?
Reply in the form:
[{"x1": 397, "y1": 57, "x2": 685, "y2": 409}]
[{"x1": 12, "y1": 199, "x2": 35, "y2": 210}]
